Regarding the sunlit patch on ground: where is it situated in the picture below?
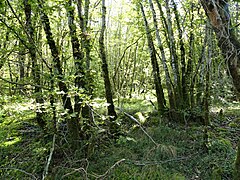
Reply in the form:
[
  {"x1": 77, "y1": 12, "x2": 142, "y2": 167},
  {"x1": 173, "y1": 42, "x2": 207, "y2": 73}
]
[{"x1": 1, "y1": 137, "x2": 21, "y2": 147}]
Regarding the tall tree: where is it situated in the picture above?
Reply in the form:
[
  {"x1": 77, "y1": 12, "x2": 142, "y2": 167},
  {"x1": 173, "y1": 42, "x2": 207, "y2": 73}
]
[
  {"x1": 148, "y1": 0, "x2": 175, "y2": 110},
  {"x1": 140, "y1": 3, "x2": 166, "y2": 113},
  {"x1": 200, "y1": 0, "x2": 240, "y2": 95},
  {"x1": 66, "y1": 0, "x2": 85, "y2": 120},
  {"x1": 200, "y1": 0, "x2": 240, "y2": 178},
  {"x1": 38, "y1": 0, "x2": 80, "y2": 149},
  {"x1": 23, "y1": 0, "x2": 46, "y2": 128},
  {"x1": 76, "y1": 0, "x2": 93, "y2": 119},
  {"x1": 99, "y1": 0, "x2": 118, "y2": 131},
  {"x1": 164, "y1": 0, "x2": 182, "y2": 108}
]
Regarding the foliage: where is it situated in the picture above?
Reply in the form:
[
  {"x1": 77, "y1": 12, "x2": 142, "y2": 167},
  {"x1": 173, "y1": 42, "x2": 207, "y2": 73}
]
[
  {"x1": 0, "y1": 0, "x2": 240, "y2": 179},
  {"x1": 0, "y1": 96, "x2": 239, "y2": 179}
]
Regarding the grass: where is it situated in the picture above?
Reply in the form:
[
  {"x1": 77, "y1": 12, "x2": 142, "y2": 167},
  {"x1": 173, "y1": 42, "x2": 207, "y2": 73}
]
[{"x1": 0, "y1": 96, "x2": 239, "y2": 179}]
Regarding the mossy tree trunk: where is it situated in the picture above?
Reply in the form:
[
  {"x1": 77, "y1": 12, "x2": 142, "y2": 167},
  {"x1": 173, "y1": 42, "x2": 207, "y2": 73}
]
[
  {"x1": 24, "y1": 0, "x2": 45, "y2": 129},
  {"x1": 140, "y1": 3, "x2": 166, "y2": 113},
  {"x1": 148, "y1": 0, "x2": 174, "y2": 111},
  {"x1": 66, "y1": 0, "x2": 85, "y2": 121},
  {"x1": 99, "y1": 0, "x2": 118, "y2": 133},
  {"x1": 76, "y1": 0, "x2": 93, "y2": 119},
  {"x1": 200, "y1": 0, "x2": 240, "y2": 96},
  {"x1": 200, "y1": 0, "x2": 240, "y2": 178},
  {"x1": 38, "y1": 0, "x2": 80, "y2": 150}
]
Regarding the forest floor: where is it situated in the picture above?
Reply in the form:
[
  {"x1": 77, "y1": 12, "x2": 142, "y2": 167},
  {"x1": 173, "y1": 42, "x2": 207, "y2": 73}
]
[{"x1": 0, "y1": 96, "x2": 239, "y2": 179}]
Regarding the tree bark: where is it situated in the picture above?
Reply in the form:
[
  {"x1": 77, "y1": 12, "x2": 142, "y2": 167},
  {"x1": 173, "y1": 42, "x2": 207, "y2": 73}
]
[
  {"x1": 148, "y1": 0, "x2": 175, "y2": 110},
  {"x1": 18, "y1": 42, "x2": 25, "y2": 94},
  {"x1": 24, "y1": 0, "x2": 45, "y2": 128},
  {"x1": 76, "y1": 0, "x2": 93, "y2": 119},
  {"x1": 164, "y1": 0, "x2": 182, "y2": 108},
  {"x1": 171, "y1": 0, "x2": 186, "y2": 107},
  {"x1": 200, "y1": 0, "x2": 240, "y2": 95},
  {"x1": 38, "y1": 0, "x2": 80, "y2": 149},
  {"x1": 200, "y1": 0, "x2": 240, "y2": 178},
  {"x1": 140, "y1": 3, "x2": 166, "y2": 113},
  {"x1": 66, "y1": 0, "x2": 85, "y2": 118},
  {"x1": 99, "y1": 0, "x2": 118, "y2": 129}
]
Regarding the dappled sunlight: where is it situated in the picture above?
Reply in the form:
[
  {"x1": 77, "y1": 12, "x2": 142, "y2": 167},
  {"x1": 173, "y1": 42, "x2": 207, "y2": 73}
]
[
  {"x1": 0, "y1": 0, "x2": 240, "y2": 179},
  {"x1": 1, "y1": 137, "x2": 21, "y2": 147}
]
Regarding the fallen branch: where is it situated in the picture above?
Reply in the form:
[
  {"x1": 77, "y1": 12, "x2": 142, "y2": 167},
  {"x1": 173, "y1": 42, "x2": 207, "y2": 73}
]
[
  {"x1": 126, "y1": 152, "x2": 198, "y2": 166},
  {"x1": 117, "y1": 107, "x2": 159, "y2": 147},
  {"x1": 61, "y1": 167, "x2": 87, "y2": 179},
  {"x1": 42, "y1": 134, "x2": 56, "y2": 180},
  {"x1": 96, "y1": 159, "x2": 126, "y2": 179},
  {"x1": 61, "y1": 159, "x2": 89, "y2": 179},
  {"x1": 0, "y1": 167, "x2": 38, "y2": 179}
]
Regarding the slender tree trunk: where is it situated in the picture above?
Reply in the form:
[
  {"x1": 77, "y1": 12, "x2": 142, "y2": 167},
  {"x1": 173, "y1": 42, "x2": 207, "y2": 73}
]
[
  {"x1": 99, "y1": 0, "x2": 118, "y2": 131},
  {"x1": 7, "y1": 57, "x2": 13, "y2": 95},
  {"x1": 172, "y1": 0, "x2": 187, "y2": 107},
  {"x1": 186, "y1": 33, "x2": 194, "y2": 107},
  {"x1": 140, "y1": 3, "x2": 166, "y2": 113},
  {"x1": 84, "y1": 0, "x2": 91, "y2": 69},
  {"x1": 18, "y1": 42, "x2": 25, "y2": 94},
  {"x1": 24, "y1": 0, "x2": 45, "y2": 129},
  {"x1": 129, "y1": 42, "x2": 138, "y2": 98},
  {"x1": 155, "y1": 0, "x2": 169, "y2": 47},
  {"x1": 76, "y1": 0, "x2": 93, "y2": 118},
  {"x1": 190, "y1": 25, "x2": 208, "y2": 107},
  {"x1": 148, "y1": 0, "x2": 174, "y2": 110},
  {"x1": 38, "y1": 0, "x2": 79, "y2": 149},
  {"x1": 204, "y1": 25, "x2": 212, "y2": 127},
  {"x1": 203, "y1": 26, "x2": 212, "y2": 151},
  {"x1": 66, "y1": 0, "x2": 85, "y2": 119},
  {"x1": 164, "y1": 0, "x2": 182, "y2": 108}
]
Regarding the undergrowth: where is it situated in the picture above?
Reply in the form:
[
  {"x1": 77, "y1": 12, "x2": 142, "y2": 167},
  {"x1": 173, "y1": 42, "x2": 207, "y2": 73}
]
[{"x1": 0, "y1": 97, "x2": 239, "y2": 179}]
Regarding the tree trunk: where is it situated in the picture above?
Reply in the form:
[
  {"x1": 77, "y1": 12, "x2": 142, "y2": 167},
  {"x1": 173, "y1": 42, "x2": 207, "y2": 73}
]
[
  {"x1": 129, "y1": 42, "x2": 138, "y2": 98},
  {"x1": 24, "y1": 0, "x2": 45, "y2": 129},
  {"x1": 200, "y1": 0, "x2": 240, "y2": 95},
  {"x1": 140, "y1": 3, "x2": 166, "y2": 113},
  {"x1": 18, "y1": 42, "x2": 25, "y2": 94},
  {"x1": 200, "y1": 0, "x2": 240, "y2": 178},
  {"x1": 164, "y1": 0, "x2": 182, "y2": 108},
  {"x1": 76, "y1": 0, "x2": 93, "y2": 119},
  {"x1": 38, "y1": 0, "x2": 79, "y2": 149},
  {"x1": 171, "y1": 0, "x2": 187, "y2": 107},
  {"x1": 148, "y1": 0, "x2": 175, "y2": 110},
  {"x1": 66, "y1": 0, "x2": 85, "y2": 119},
  {"x1": 99, "y1": 0, "x2": 118, "y2": 131}
]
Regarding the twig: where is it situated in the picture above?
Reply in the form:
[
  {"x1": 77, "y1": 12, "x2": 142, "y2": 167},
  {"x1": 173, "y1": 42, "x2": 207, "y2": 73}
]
[
  {"x1": 96, "y1": 159, "x2": 126, "y2": 179},
  {"x1": 126, "y1": 152, "x2": 199, "y2": 166},
  {"x1": 61, "y1": 167, "x2": 87, "y2": 179},
  {"x1": 42, "y1": 134, "x2": 56, "y2": 180},
  {"x1": 117, "y1": 107, "x2": 159, "y2": 147},
  {"x1": 6, "y1": 0, "x2": 51, "y2": 70},
  {"x1": 113, "y1": 36, "x2": 142, "y2": 80},
  {"x1": 59, "y1": 159, "x2": 89, "y2": 179},
  {"x1": 86, "y1": 104, "x2": 102, "y2": 129},
  {"x1": 0, "y1": 76, "x2": 50, "y2": 90},
  {"x1": 0, "y1": 167, "x2": 38, "y2": 179}
]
